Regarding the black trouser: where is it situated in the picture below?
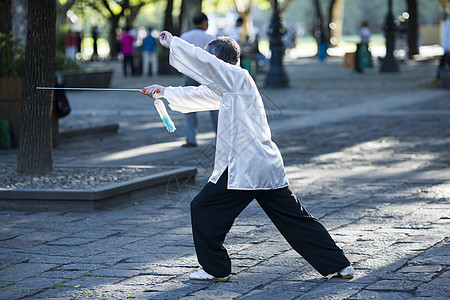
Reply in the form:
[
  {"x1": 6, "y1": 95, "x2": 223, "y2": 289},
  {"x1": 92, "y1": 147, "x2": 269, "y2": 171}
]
[
  {"x1": 190, "y1": 170, "x2": 350, "y2": 278},
  {"x1": 437, "y1": 52, "x2": 449, "y2": 79},
  {"x1": 123, "y1": 55, "x2": 135, "y2": 76}
]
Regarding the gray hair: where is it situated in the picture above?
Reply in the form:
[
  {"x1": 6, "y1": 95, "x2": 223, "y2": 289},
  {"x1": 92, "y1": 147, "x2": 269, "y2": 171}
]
[{"x1": 205, "y1": 36, "x2": 241, "y2": 65}]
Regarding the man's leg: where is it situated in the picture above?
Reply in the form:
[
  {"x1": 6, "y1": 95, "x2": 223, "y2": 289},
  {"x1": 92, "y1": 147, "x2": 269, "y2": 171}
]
[
  {"x1": 123, "y1": 55, "x2": 128, "y2": 76},
  {"x1": 184, "y1": 112, "x2": 197, "y2": 145},
  {"x1": 151, "y1": 52, "x2": 158, "y2": 76},
  {"x1": 256, "y1": 186, "x2": 351, "y2": 276},
  {"x1": 142, "y1": 52, "x2": 149, "y2": 76},
  {"x1": 209, "y1": 110, "x2": 219, "y2": 133},
  {"x1": 191, "y1": 170, "x2": 256, "y2": 278}
]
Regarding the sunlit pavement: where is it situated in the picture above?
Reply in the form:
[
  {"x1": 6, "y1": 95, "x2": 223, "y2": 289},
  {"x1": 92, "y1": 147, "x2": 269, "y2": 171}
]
[{"x1": 0, "y1": 52, "x2": 449, "y2": 299}]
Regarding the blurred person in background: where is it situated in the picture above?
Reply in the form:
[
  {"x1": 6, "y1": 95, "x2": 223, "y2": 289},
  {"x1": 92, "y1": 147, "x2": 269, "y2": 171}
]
[
  {"x1": 179, "y1": 12, "x2": 216, "y2": 148},
  {"x1": 142, "y1": 27, "x2": 158, "y2": 76},
  {"x1": 120, "y1": 26, "x2": 136, "y2": 76}
]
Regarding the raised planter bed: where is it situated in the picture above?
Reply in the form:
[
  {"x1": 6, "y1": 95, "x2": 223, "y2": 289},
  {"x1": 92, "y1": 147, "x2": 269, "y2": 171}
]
[
  {"x1": 0, "y1": 77, "x2": 23, "y2": 148},
  {"x1": 56, "y1": 67, "x2": 113, "y2": 88}
]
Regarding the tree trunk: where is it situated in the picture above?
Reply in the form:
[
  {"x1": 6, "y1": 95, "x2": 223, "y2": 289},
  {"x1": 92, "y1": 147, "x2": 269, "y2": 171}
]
[
  {"x1": 406, "y1": 0, "x2": 419, "y2": 58},
  {"x1": 17, "y1": 0, "x2": 56, "y2": 174},
  {"x1": 109, "y1": 15, "x2": 121, "y2": 59},
  {"x1": 328, "y1": 0, "x2": 344, "y2": 46},
  {"x1": 233, "y1": 0, "x2": 253, "y2": 42},
  {"x1": 312, "y1": 0, "x2": 324, "y2": 44},
  {"x1": 179, "y1": 0, "x2": 203, "y2": 34},
  {"x1": 164, "y1": 0, "x2": 175, "y2": 32}
]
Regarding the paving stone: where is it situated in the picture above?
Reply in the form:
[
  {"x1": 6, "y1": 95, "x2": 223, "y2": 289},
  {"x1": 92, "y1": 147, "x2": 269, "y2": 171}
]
[
  {"x1": 415, "y1": 278, "x2": 450, "y2": 297},
  {"x1": 39, "y1": 270, "x2": 89, "y2": 279},
  {"x1": 30, "y1": 286, "x2": 94, "y2": 299},
  {"x1": 47, "y1": 237, "x2": 95, "y2": 246},
  {"x1": 57, "y1": 263, "x2": 102, "y2": 271},
  {"x1": 239, "y1": 288, "x2": 303, "y2": 299},
  {"x1": 117, "y1": 274, "x2": 172, "y2": 286},
  {"x1": 398, "y1": 265, "x2": 443, "y2": 273},
  {"x1": 135, "y1": 280, "x2": 209, "y2": 299},
  {"x1": 352, "y1": 290, "x2": 413, "y2": 299},
  {"x1": 295, "y1": 281, "x2": 367, "y2": 299},
  {"x1": 410, "y1": 253, "x2": 450, "y2": 266},
  {"x1": 10, "y1": 276, "x2": 66, "y2": 290},
  {"x1": 0, "y1": 262, "x2": 58, "y2": 282},
  {"x1": 188, "y1": 288, "x2": 243, "y2": 299},
  {"x1": 0, "y1": 287, "x2": 38, "y2": 299},
  {"x1": 19, "y1": 244, "x2": 104, "y2": 258},
  {"x1": 366, "y1": 279, "x2": 421, "y2": 292},
  {"x1": 89, "y1": 267, "x2": 141, "y2": 278},
  {"x1": 60, "y1": 275, "x2": 124, "y2": 288}
]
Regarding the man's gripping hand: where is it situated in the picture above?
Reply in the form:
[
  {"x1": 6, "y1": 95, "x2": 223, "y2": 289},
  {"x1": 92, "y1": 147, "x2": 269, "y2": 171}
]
[
  {"x1": 140, "y1": 85, "x2": 165, "y2": 98},
  {"x1": 159, "y1": 31, "x2": 173, "y2": 48}
]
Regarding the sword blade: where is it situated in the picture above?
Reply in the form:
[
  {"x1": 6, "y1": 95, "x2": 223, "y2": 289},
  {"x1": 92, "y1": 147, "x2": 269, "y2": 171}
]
[{"x1": 36, "y1": 87, "x2": 142, "y2": 92}]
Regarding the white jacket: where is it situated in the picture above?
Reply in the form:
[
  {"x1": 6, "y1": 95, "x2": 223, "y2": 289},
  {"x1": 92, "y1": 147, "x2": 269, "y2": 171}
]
[{"x1": 164, "y1": 37, "x2": 288, "y2": 190}]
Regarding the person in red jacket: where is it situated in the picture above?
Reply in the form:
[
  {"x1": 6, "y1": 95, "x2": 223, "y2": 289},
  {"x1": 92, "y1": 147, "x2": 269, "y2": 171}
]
[{"x1": 120, "y1": 26, "x2": 136, "y2": 76}]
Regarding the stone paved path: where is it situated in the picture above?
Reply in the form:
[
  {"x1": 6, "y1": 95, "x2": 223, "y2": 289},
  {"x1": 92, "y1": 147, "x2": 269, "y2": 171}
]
[{"x1": 0, "y1": 56, "x2": 449, "y2": 299}]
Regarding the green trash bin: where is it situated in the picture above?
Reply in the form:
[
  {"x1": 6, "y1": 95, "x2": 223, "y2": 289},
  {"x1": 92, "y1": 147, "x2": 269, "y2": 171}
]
[
  {"x1": 358, "y1": 45, "x2": 373, "y2": 69},
  {"x1": 241, "y1": 58, "x2": 256, "y2": 77},
  {"x1": 0, "y1": 119, "x2": 12, "y2": 149}
]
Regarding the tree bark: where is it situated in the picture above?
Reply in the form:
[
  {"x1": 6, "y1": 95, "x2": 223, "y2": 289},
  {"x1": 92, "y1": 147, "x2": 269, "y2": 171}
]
[
  {"x1": 17, "y1": 0, "x2": 56, "y2": 174},
  {"x1": 164, "y1": 0, "x2": 175, "y2": 32},
  {"x1": 233, "y1": 0, "x2": 253, "y2": 42},
  {"x1": 179, "y1": 0, "x2": 203, "y2": 34},
  {"x1": 406, "y1": 0, "x2": 419, "y2": 58},
  {"x1": 328, "y1": 0, "x2": 344, "y2": 46},
  {"x1": 312, "y1": 0, "x2": 325, "y2": 45}
]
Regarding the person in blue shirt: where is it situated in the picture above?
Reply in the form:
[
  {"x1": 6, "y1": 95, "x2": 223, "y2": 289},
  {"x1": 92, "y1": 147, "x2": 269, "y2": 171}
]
[
  {"x1": 142, "y1": 27, "x2": 158, "y2": 76},
  {"x1": 179, "y1": 12, "x2": 217, "y2": 148}
]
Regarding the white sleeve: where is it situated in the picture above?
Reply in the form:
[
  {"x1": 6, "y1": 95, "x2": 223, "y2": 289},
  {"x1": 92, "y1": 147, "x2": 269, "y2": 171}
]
[
  {"x1": 164, "y1": 85, "x2": 221, "y2": 114},
  {"x1": 169, "y1": 37, "x2": 243, "y2": 94}
]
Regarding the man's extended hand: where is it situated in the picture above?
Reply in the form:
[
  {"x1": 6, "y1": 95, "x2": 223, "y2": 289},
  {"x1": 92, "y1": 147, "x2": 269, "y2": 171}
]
[
  {"x1": 159, "y1": 31, "x2": 173, "y2": 48},
  {"x1": 140, "y1": 85, "x2": 165, "y2": 98}
]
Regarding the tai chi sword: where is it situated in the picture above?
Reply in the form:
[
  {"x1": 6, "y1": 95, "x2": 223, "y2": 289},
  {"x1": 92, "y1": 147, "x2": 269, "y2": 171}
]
[{"x1": 36, "y1": 87, "x2": 142, "y2": 92}]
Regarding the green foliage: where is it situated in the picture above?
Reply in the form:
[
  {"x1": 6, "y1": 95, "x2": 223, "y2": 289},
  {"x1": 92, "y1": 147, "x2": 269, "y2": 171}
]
[
  {"x1": 56, "y1": 25, "x2": 70, "y2": 55},
  {"x1": 55, "y1": 52, "x2": 81, "y2": 71},
  {"x1": 0, "y1": 32, "x2": 25, "y2": 78}
]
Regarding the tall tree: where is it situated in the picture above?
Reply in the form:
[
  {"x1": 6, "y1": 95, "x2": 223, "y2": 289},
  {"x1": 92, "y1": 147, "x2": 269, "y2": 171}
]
[
  {"x1": 17, "y1": 0, "x2": 56, "y2": 174},
  {"x1": 406, "y1": 0, "x2": 418, "y2": 58},
  {"x1": 163, "y1": 0, "x2": 175, "y2": 33},
  {"x1": 179, "y1": 0, "x2": 203, "y2": 34},
  {"x1": 233, "y1": 0, "x2": 253, "y2": 42},
  {"x1": 328, "y1": 0, "x2": 344, "y2": 46},
  {"x1": 312, "y1": 0, "x2": 325, "y2": 44}
]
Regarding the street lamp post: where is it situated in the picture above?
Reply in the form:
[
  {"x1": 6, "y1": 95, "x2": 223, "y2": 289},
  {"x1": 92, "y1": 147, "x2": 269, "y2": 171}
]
[
  {"x1": 265, "y1": 0, "x2": 289, "y2": 88},
  {"x1": 380, "y1": 0, "x2": 400, "y2": 72}
]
